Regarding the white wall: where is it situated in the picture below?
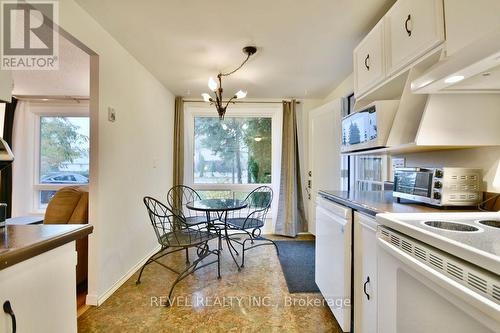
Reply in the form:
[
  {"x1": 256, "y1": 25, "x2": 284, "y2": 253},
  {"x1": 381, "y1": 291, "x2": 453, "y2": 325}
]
[
  {"x1": 323, "y1": 74, "x2": 354, "y2": 104},
  {"x1": 298, "y1": 76, "x2": 354, "y2": 226},
  {"x1": 53, "y1": 0, "x2": 175, "y2": 305},
  {"x1": 296, "y1": 99, "x2": 322, "y2": 224},
  {"x1": 297, "y1": 75, "x2": 355, "y2": 227}
]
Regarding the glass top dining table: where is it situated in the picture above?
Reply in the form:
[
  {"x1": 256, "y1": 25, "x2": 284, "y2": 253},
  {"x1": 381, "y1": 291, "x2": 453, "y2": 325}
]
[
  {"x1": 186, "y1": 199, "x2": 247, "y2": 212},
  {"x1": 186, "y1": 198, "x2": 248, "y2": 270}
]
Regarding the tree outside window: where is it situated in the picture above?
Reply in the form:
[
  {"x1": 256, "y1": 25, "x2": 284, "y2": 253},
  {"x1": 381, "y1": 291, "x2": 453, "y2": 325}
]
[
  {"x1": 38, "y1": 116, "x2": 89, "y2": 207},
  {"x1": 194, "y1": 117, "x2": 272, "y2": 185}
]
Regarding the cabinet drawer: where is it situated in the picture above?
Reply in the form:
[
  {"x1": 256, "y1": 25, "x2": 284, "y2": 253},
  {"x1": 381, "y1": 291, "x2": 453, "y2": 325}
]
[
  {"x1": 385, "y1": 0, "x2": 444, "y2": 75},
  {"x1": 354, "y1": 20, "x2": 385, "y2": 98}
]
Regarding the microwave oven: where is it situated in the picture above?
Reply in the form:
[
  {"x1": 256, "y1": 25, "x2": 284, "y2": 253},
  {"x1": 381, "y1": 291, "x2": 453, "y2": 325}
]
[
  {"x1": 341, "y1": 100, "x2": 399, "y2": 152},
  {"x1": 393, "y1": 167, "x2": 482, "y2": 207}
]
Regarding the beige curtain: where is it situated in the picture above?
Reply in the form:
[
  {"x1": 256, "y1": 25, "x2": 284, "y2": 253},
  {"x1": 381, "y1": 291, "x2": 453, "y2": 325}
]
[
  {"x1": 171, "y1": 97, "x2": 184, "y2": 224},
  {"x1": 274, "y1": 100, "x2": 306, "y2": 237},
  {"x1": 173, "y1": 97, "x2": 184, "y2": 186}
]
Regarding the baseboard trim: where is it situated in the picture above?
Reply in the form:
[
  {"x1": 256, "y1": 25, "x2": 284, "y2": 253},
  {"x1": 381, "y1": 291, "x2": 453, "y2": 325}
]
[{"x1": 85, "y1": 245, "x2": 161, "y2": 306}]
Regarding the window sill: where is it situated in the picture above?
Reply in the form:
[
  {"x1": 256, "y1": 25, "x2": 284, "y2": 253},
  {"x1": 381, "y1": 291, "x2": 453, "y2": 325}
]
[{"x1": 6, "y1": 215, "x2": 44, "y2": 225}]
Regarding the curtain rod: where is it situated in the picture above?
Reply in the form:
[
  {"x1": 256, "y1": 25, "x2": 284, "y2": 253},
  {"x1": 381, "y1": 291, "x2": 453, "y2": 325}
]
[
  {"x1": 183, "y1": 99, "x2": 301, "y2": 104},
  {"x1": 13, "y1": 95, "x2": 89, "y2": 102}
]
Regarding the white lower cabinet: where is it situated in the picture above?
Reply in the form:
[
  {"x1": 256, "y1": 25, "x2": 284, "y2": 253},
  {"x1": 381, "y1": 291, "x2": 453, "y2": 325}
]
[
  {"x1": 0, "y1": 242, "x2": 78, "y2": 333},
  {"x1": 354, "y1": 212, "x2": 378, "y2": 333}
]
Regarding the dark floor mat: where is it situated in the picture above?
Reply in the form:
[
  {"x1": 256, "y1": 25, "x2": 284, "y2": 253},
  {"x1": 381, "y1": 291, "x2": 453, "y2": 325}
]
[{"x1": 275, "y1": 240, "x2": 319, "y2": 293}]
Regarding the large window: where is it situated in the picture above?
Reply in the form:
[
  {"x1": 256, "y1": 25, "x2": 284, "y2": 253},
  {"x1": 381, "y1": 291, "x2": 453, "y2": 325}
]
[
  {"x1": 185, "y1": 105, "x2": 282, "y2": 205},
  {"x1": 194, "y1": 117, "x2": 272, "y2": 185},
  {"x1": 36, "y1": 116, "x2": 90, "y2": 209}
]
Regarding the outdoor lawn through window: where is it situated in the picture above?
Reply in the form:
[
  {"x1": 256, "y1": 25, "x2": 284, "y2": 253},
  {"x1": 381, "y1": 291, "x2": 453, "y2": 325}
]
[
  {"x1": 39, "y1": 116, "x2": 90, "y2": 184},
  {"x1": 194, "y1": 117, "x2": 272, "y2": 184}
]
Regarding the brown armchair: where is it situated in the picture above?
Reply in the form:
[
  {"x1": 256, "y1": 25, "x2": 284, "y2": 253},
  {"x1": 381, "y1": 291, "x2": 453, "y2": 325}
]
[{"x1": 44, "y1": 186, "x2": 89, "y2": 285}]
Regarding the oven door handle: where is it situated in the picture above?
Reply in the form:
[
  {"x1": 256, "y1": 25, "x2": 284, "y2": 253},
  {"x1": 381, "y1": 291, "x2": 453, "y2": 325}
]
[{"x1": 377, "y1": 237, "x2": 500, "y2": 319}]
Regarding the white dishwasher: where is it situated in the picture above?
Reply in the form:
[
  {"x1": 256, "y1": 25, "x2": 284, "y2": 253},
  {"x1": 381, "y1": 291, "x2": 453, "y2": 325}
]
[{"x1": 315, "y1": 195, "x2": 352, "y2": 332}]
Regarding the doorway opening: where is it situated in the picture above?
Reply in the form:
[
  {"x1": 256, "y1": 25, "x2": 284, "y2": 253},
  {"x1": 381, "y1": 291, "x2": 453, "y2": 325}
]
[{"x1": 2, "y1": 24, "x2": 99, "y2": 317}]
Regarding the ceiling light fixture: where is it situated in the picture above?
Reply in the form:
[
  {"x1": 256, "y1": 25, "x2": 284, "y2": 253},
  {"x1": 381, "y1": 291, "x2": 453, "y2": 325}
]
[
  {"x1": 202, "y1": 46, "x2": 257, "y2": 119},
  {"x1": 444, "y1": 75, "x2": 465, "y2": 84}
]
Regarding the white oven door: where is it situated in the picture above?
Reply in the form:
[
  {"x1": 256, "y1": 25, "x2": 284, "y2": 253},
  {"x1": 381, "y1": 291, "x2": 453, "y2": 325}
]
[{"x1": 377, "y1": 227, "x2": 500, "y2": 333}]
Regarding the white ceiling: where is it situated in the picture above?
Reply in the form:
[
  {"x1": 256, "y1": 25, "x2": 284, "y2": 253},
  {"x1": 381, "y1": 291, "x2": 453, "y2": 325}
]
[
  {"x1": 75, "y1": 0, "x2": 394, "y2": 99},
  {"x1": 12, "y1": 34, "x2": 89, "y2": 96}
]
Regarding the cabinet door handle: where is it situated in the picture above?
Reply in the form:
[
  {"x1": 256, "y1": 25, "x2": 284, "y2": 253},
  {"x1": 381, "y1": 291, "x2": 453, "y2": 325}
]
[
  {"x1": 364, "y1": 54, "x2": 370, "y2": 71},
  {"x1": 363, "y1": 276, "x2": 371, "y2": 300},
  {"x1": 405, "y1": 14, "x2": 412, "y2": 37},
  {"x1": 3, "y1": 301, "x2": 16, "y2": 333}
]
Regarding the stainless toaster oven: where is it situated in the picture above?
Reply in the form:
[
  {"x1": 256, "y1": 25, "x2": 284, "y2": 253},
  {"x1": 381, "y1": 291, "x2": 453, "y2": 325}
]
[{"x1": 393, "y1": 167, "x2": 482, "y2": 207}]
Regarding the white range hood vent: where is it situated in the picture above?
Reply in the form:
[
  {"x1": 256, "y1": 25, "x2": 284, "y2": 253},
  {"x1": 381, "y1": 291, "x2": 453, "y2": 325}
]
[
  {"x1": 411, "y1": 28, "x2": 500, "y2": 94},
  {"x1": 413, "y1": 94, "x2": 500, "y2": 146},
  {"x1": 384, "y1": 68, "x2": 500, "y2": 152}
]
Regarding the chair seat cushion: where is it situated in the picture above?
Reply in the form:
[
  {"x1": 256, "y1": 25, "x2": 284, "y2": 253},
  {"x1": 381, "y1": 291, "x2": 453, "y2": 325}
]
[
  {"x1": 160, "y1": 229, "x2": 217, "y2": 247},
  {"x1": 226, "y1": 217, "x2": 264, "y2": 230}
]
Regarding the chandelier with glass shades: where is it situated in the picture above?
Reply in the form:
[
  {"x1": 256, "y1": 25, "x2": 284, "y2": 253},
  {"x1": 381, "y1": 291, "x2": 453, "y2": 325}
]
[{"x1": 202, "y1": 46, "x2": 257, "y2": 119}]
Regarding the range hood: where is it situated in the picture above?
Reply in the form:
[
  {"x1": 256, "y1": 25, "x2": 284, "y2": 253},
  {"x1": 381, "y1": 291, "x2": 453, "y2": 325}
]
[{"x1": 411, "y1": 28, "x2": 500, "y2": 94}]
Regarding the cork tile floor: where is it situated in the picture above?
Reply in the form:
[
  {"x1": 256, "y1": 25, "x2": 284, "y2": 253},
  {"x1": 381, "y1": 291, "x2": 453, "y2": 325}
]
[{"x1": 78, "y1": 236, "x2": 342, "y2": 333}]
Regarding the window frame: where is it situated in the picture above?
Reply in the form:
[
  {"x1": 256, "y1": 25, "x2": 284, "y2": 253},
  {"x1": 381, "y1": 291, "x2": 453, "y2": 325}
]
[
  {"x1": 32, "y1": 109, "x2": 90, "y2": 213},
  {"x1": 184, "y1": 103, "x2": 283, "y2": 216}
]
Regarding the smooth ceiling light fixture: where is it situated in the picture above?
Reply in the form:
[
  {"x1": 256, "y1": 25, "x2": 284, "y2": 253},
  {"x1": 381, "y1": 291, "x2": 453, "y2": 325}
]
[{"x1": 202, "y1": 46, "x2": 257, "y2": 119}]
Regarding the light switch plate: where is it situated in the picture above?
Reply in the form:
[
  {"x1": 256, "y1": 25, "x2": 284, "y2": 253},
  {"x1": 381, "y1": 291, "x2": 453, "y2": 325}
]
[
  {"x1": 108, "y1": 107, "x2": 116, "y2": 122},
  {"x1": 392, "y1": 157, "x2": 405, "y2": 169}
]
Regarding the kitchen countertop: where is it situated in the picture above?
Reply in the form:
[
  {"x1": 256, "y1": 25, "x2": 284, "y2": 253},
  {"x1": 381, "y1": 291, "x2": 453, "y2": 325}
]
[
  {"x1": 318, "y1": 190, "x2": 473, "y2": 216},
  {"x1": 0, "y1": 224, "x2": 93, "y2": 270}
]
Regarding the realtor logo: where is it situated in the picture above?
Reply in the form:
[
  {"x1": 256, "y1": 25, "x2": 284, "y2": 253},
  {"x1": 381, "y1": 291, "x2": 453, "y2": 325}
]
[{"x1": 1, "y1": 0, "x2": 59, "y2": 70}]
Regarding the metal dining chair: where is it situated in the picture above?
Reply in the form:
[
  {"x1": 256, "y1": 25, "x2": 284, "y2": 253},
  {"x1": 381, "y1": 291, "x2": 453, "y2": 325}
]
[
  {"x1": 167, "y1": 185, "x2": 217, "y2": 226},
  {"x1": 167, "y1": 185, "x2": 219, "y2": 263},
  {"x1": 136, "y1": 196, "x2": 221, "y2": 306},
  {"x1": 224, "y1": 186, "x2": 279, "y2": 267}
]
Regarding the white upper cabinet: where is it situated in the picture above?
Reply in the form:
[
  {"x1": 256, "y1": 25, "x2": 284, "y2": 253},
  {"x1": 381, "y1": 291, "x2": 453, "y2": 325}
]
[
  {"x1": 385, "y1": 0, "x2": 445, "y2": 76},
  {"x1": 353, "y1": 0, "x2": 445, "y2": 100},
  {"x1": 354, "y1": 20, "x2": 385, "y2": 98},
  {"x1": 0, "y1": 70, "x2": 13, "y2": 102}
]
